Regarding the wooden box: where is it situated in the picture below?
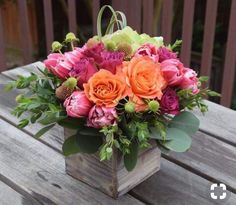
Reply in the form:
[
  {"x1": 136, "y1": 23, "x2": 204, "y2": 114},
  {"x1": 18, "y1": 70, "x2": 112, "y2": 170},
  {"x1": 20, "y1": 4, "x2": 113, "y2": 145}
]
[{"x1": 64, "y1": 128, "x2": 161, "y2": 198}]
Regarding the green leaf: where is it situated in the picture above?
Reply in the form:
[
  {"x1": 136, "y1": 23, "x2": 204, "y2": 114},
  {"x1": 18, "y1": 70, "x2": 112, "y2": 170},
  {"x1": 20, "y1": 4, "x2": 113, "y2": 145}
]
[
  {"x1": 34, "y1": 124, "x2": 55, "y2": 138},
  {"x1": 156, "y1": 140, "x2": 170, "y2": 155},
  {"x1": 76, "y1": 128, "x2": 104, "y2": 154},
  {"x1": 124, "y1": 141, "x2": 139, "y2": 171},
  {"x1": 150, "y1": 126, "x2": 171, "y2": 140},
  {"x1": 62, "y1": 135, "x2": 81, "y2": 156},
  {"x1": 161, "y1": 128, "x2": 192, "y2": 152},
  {"x1": 58, "y1": 117, "x2": 86, "y2": 129},
  {"x1": 39, "y1": 112, "x2": 66, "y2": 125},
  {"x1": 30, "y1": 112, "x2": 42, "y2": 123},
  {"x1": 18, "y1": 119, "x2": 29, "y2": 128},
  {"x1": 207, "y1": 90, "x2": 221, "y2": 97},
  {"x1": 3, "y1": 82, "x2": 15, "y2": 92},
  {"x1": 169, "y1": 111, "x2": 200, "y2": 135},
  {"x1": 198, "y1": 76, "x2": 209, "y2": 82}
]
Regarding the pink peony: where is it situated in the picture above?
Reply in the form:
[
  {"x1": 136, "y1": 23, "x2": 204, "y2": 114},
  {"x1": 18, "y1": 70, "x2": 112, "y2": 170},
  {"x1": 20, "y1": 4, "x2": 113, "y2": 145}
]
[
  {"x1": 157, "y1": 47, "x2": 177, "y2": 62},
  {"x1": 64, "y1": 47, "x2": 84, "y2": 65},
  {"x1": 180, "y1": 68, "x2": 199, "y2": 94},
  {"x1": 69, "y1": 57, "x2": 97, "y2": 88},
  {"x1": 160, "y1": 88, "x2": 180, "y2": 115},
  {"x1": 64, "y1": 91, "x2": 93, "y2": 118},
  {"x1": 44, "y1": 53, "x2": 72, "y2": 79},
  {"x1": 100, "y1": 51, "x2": 125, "y2": 74},
  {"x1": 160, "y1": 59, "x2": 185, "y2": 86},
  {"x1": 135, "y1": 43, "x2": 159, "y2": 62},
  {"x1": 87, "y1": 105, "x2": 118, "y2": 128}
]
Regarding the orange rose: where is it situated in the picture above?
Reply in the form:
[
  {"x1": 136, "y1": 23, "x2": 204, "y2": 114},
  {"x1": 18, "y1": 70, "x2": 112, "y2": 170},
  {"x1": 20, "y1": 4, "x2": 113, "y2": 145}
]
[
  {"x1": 84, "y1": 69, "x2": 128, "y2": 107},
  {"x1": 120, "y1": 56, "x2": 167, "y2": 111}
]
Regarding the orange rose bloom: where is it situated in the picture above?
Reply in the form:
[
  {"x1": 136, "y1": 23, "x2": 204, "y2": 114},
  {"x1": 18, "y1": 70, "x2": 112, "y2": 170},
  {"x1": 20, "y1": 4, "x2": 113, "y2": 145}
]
[
  {"x1": 120, "y1": 56, "x2": 167, "y2": 111},
  {"x1": 84, "y1": 69, "x2": 128, "y2": 107}
]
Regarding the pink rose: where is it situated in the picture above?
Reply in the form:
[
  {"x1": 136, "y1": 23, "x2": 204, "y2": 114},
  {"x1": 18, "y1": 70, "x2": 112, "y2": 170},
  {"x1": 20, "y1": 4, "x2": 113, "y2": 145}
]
[
  {"x1": 160, "y1": 88, "x2": 180, "y2": 115},
  {"x1": 64, "y1": 91, "x2": 93, "y2": 118},
  {"x1": 87, "y1": 105, "x2": 118, "y2": 128},
  {"x1": 135, "y1": 43, "x2": 159, "y2": 62},
  {"x1": 157, "y1": 47, "x2": 177, "y2": 62},
  {"x1": 44, "y1": 53, "x2": 72, "y2": 79},
  {"x1": 69, "y1": 57, "x2": 97, "y2": 88},
  {"x1": 160, "y1": 59, "x2": 185, "y2": 86},
  {"x1": 180, "y1": 68, "x2": 199, "y2": 94}
]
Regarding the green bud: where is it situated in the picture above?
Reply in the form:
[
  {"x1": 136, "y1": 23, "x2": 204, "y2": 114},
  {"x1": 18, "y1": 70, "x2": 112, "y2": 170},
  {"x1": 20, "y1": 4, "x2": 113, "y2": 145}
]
[
  {"x1": 16, "y1": 94, "x2": 24, "y2": 103},
  {"x1": 200, "y1": 106, "x2": 208, "y2": 113},
  {"x1": 148, "y1": 100, "x2": 160, "y2": 112},
  {"x1": 65, "y1": 32, "x2": 79, "y2": 43},
  {"x1": 64, "y1": 77, "x2": 77, "y2": 89},
  {"x1": 105, "y1": 40, "x2": 116, "y2": 51},
  {"x1": 124, "y1": 102, "x2": 135, "y2": 113},
  {"x1": 106, "y1": 147, "x2": 113, "y2": 153},
  {"x1": 52, "y1": 41, "x2": 63, "y2": 52}
]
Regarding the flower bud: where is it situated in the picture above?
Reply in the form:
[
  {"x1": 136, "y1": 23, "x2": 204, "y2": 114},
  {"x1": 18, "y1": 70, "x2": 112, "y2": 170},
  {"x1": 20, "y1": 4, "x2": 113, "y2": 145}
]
[
  {"x1": 52, "y1": 41, "x2": 63, "y2": 52},
  {"x1": 105, "y1": 40, "x2": 116, "y2": 51},
  {"x1": 65, "y1": 32, "x2": 78, "y2": 43},
  {"x1": 86, "y1": 38, "x2": 99, "y2": 48},
  {"x1": 117, "y1": 42, "x2": 132, "y2": 57},
  {"x1": 16, "y1": 94, "x2": 24, "y2": 103},
  {"x1": 124, "y1": 102, "x2": 135, "y2": 113},
  {"x1": 148, "y1": 100, "x2": 160, "y2": 112},
  {"x1": 56, "y1": 85, "x2": 74, "y2": 100},
  {"x1": 64, "y1": 77, "x2": 77, "y2": 89}
]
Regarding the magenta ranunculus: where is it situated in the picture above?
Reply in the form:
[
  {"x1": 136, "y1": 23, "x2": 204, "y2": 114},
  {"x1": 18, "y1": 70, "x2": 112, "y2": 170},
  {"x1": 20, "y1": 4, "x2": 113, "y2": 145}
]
[
  {"x1": 83, "y1": 43, "x2": 105, "y2": 64},
  {"x1": 44, "y1": 53, "x2": 72, "y2": 79},
  {"x1": 160, "y1": 88, "x2": 180, "y2": 115},
  {"x1": 160, "y1": 59, "x2": 185, "y2": 86},
  {"x1": 69, "y1": 57, "x2": 97, "y2": 88},
  {"x1": 87, "y1": 105, "x2": 118, "y2": 128},
  {"x1": 157, "y1": 47, "x2": 177, "y2": 62},
  {"x1": 180, "y1": 67, "x2": 199, "y2": 94},
  {"x1": 135, "y1": 43, "x2": 159, "y2": 62},
  {"x1": 64, "y1": 91, "x2": 93, "y2": 118},
  {"x1": 100, "y1": 51, "x2": 125, "y2": 74}
]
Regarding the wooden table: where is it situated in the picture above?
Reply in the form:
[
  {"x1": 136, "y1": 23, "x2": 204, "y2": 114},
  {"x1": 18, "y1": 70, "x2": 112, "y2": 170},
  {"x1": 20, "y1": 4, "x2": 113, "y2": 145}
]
[{"x1": 0, "y1": 62, "x2": 236, "y2": 205}]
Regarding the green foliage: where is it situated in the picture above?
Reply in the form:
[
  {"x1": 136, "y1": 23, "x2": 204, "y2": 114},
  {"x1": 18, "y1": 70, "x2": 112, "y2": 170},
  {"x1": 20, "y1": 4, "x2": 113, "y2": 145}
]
[
  {"x1": 62, "y1": 135, "x2": 81, "y2": 156},
  {"x1": 124, "y1": 141, "x2": 139, "y2": 171},
  {"x1": 35, "y1": 124, "x2": 56, "y2": 138}
]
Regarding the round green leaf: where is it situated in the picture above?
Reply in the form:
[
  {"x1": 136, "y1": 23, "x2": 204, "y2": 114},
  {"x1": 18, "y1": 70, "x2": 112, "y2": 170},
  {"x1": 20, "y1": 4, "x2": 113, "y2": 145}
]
[
  {"x1": 169, "y1": 111, "x2": 200, "y2": 135},
  {"x1": 62, "y1": 135, "x2": 80, "y2": 156},
  {"x1": 161, "y1": 128, "x2": 192, "y2": 152},
  {"x1": 149, "y1": 126, "x2": 172, "y2": 140},
  {"x1": 76, "y1": 128, "x2": 103, "y2": 154},
  {"x1": 124, "y1": 142, "x2": 139, "y2": 171}
]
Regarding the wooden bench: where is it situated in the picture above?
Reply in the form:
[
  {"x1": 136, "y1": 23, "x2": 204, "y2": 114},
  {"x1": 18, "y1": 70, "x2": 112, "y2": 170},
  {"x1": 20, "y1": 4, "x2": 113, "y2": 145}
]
[{"x1": 0, "y1": 62, "x2": 236, "y2": 204}]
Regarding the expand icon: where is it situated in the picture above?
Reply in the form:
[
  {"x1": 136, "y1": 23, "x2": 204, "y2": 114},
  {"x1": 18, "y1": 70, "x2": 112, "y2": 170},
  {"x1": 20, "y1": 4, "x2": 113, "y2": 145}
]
[{"x1": 210, "y1": 183, "x2": 227, "y2": 200}]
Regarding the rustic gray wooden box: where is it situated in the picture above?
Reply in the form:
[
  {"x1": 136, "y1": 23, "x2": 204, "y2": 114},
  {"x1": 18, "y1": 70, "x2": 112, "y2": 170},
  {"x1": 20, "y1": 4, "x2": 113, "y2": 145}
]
[{"x1": 64, "y1": 128, "x2": 161, "y2": 198}]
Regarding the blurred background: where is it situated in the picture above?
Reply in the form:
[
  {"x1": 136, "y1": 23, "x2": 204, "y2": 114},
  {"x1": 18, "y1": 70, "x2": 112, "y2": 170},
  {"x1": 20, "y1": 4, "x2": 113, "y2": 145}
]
[{"x1": 0, "y1": 0, "x2": 235, "y2": 109}]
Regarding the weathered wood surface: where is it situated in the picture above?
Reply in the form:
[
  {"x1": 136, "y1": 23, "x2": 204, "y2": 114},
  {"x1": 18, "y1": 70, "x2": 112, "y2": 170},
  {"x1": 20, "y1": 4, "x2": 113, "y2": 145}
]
[
  {"x1": 0, "y1": 181, "x2": 40, "y2": 205},
  {"x1": 0, "y1": 119, "x2": 144, "y2": 205},
  {"x1": 65, "y1": 128, "x2": 161, "y2": 198},
  {"x1": 132, "y1": 159, "x2": 236, "y2": 205},
  {"x1": 1, "y1": 62, "x2": 236, "y2": 204}
]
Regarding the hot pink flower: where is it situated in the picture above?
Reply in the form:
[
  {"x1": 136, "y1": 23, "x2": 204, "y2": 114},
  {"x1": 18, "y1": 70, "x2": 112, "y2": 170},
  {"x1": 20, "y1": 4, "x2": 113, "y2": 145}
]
[
  {"x1": 44, "y1": 53, "x2": 72, "y2": 79},
  {"x1": 157, "y1": 47, "x2": 177, "y2": 62},
  {"x1": 87, "y1": 105, "x2": 118, "y2": 128},
  {"x1": 69, "y1": 57, "x2": 97, "y2": 88},
  {"x1": 160, "y1": 59, "x2": 185, "y2": 86},
  {"x1": 180, "y1": 68, "x2": 199, "y2": 94},
  {"x1": 64, "y1": 91, "x2": 93, "y2": 118},
  {"x1": 135, "y1": 43, "x2": 159, "y2": 62},
  {"x1": 100, "y1": 51, "x2": 125, "y2": 74},
  {"x1": 160, "y1": 88, "x2": 180, "y2": 115},
  {"x1": 83, "y1": 43, "x2": 105, "y2": 64},
  {"x1": 64, "y1": 47, "x2": 84, "y2": 65}
]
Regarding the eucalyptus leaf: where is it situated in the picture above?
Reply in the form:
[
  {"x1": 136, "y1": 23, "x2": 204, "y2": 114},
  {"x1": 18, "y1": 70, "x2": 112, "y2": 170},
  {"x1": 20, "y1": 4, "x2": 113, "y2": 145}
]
[
  {"x1": 58, "y1": 117, "x2": 86, "y2": 129},
  {"x1": 160, "y1": 128, "x2": 192, "y2": 152},
  {"x1": 34, "y1": 124, "x2": 55, "y2": 138},
  {"x1": 169, "y1": 111, "x2": 200, "y2": 135},
  {"x1": 62, "y1": 135, "x2": 80, "y2": 156},
  {"x1": 39, "y1": 112, "x2": 66, "y2": 125},
  {"x1": 150, "y1": 126, "x2": 171, "y2": 140},
  {"x1": 124, "y1": 141, "x2": 139, "y2": 171},
  {"x1": 76, "y1": 128, "x2": 103, "y2": 154}
]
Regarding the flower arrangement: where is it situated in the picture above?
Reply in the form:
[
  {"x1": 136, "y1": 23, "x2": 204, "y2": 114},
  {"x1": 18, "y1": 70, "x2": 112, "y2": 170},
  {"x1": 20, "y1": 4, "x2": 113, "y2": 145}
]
[{"x1": 5, "y1": 6, "x2": 219, "y2": 172}]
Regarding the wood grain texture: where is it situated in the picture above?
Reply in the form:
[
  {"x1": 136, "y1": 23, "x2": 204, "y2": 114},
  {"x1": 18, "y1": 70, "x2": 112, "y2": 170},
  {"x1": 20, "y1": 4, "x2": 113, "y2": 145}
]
[
  {"x1": 193, "y1": 100, "x2": 236, "y2": 145},
  {"x1": 0, "y1": 119, "x2": 144, "y2": 205},
  {"x1": 132, "y1": 159, "x2": 236, "y2": 205},
  {"x1": 0, "y1": 181, "x2": 40, "y2": 205},
  {"x1": 0, "y1": 8, "x2": 6, "y2": 71},
  {"x1": 65, "y1": 129, "x2": 161, "y2": 198},
  {"x1": 168, "y1": 131, "x2": 236, "y2": 192}
]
